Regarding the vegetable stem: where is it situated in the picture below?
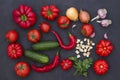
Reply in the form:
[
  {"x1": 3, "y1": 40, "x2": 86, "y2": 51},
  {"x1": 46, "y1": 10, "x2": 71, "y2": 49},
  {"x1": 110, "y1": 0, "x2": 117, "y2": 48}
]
[
  {"x1": 91, "y1": 16, "x2": 99, "y2": 22},
  {"x1": 21, "y1": 15, "x2": 27, "y2": 21}
]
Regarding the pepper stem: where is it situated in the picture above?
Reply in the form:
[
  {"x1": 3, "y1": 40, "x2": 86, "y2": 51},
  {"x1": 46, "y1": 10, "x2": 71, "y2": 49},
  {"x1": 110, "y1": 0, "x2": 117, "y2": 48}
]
[
  {"x1": 56, "y1": 49, "x2": 61, "y2": 55},
  {"x1": 68, "y1": 32, "x2": 72, "y2": 36}
]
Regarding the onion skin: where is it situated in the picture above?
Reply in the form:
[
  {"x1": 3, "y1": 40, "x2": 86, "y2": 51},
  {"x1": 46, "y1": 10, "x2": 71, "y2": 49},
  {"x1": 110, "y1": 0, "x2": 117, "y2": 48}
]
[
  {"x1": 79, "y1": 10, "x2": 90, "y2": 23},
  {"x1": 66, "y1": 7, "x2": 78, "y2": 21}
]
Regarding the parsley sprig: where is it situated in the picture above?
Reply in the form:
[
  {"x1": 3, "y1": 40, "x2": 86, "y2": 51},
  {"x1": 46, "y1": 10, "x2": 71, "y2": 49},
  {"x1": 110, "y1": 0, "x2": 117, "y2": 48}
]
[{"x1": 69, "y1": 57, "x2": 93, "y2": 77}]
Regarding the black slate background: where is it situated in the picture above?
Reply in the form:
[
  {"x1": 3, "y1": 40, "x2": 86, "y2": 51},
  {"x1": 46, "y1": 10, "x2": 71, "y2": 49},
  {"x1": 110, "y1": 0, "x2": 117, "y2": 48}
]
[{"x1": 0, "y1": 0, "x2": 120, "y2": 80}]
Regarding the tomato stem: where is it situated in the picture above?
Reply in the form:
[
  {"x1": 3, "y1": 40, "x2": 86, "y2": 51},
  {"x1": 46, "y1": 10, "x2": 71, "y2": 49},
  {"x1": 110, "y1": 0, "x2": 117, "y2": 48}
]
[
  {"x1": 47, "y1": 9, "x2": 52, "y2": 16},
  {"x1": 61, "y1": 23, "x2": 68, "y2": 27},
  {"x1": 31, "y1": 34, "x2": 35, "y2": 39},
  {"x1": 21, "y1": 15, "x2": 27, "y2": 21}
]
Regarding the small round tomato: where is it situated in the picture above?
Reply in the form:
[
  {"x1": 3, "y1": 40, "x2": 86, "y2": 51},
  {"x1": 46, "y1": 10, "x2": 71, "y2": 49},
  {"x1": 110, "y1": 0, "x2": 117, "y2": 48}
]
[
  {"x1": 5, "y1": 30, "x2": 18, "y2": 43},
  {"x1": 81, "y1": 24, "x2": 94, "y2": 37},
  {"x1": 7, "y1": 43, "x2": 23, "y2": 59},
  {"x1": 15, "y1": 62, "x2": 30, "y2": 77},
  {"x1": 93, "y1": 59, "x2": 109, "y2": 75},
  {"x1": 57, "y1": 16, "x2": 70, "y2": 29},
  {"x1": 27, "y1": 29, "x2": 41, "y2": 43},
  {"x1": 60, "y1": 58, "x2": 73, "y2": 70},
  {"x1": 41, "y1": 5, "x2": 60, "y2": 21},
  {"x1": 39, "y1": 22, "x2": 51, "y2": 33}
]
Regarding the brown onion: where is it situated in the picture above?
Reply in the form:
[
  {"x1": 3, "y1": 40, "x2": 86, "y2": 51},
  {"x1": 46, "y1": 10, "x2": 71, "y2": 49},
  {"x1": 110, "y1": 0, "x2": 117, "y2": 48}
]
[{"x1": 79, "y1": 10, "x2": 91, "y2": 23}]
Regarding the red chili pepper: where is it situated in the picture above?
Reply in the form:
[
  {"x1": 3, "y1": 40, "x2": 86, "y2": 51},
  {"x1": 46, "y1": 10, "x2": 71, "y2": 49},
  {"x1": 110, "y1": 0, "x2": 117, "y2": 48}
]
[
  {"x1": 52, "y1": 30, "x2": 76, "y2": 50},
  {"x1": 31, "y1": 50, "x2": 60, "y2": 72}
]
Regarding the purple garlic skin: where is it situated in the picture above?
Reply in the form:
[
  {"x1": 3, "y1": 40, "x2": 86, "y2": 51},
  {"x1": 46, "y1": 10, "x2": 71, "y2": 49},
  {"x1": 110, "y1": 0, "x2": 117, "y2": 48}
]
[
  {"x1": 97, "y1": 19, "x2": 112, "y2": 27},
  {"x1": 90, "y1": 32, "x2": 96, "y2": 38},
  {"x1": 97, "y1": 8, "x2": 107, "y2": 19},
  {"x1": 91, "y1": 8, "x2": 107, "y2": 22},
  {"x1": 101, "y1": 19, "x2": 112, "y2": 27},
  {"x1": 104, "y1": 33, "x2": 108, "y2": 39}
]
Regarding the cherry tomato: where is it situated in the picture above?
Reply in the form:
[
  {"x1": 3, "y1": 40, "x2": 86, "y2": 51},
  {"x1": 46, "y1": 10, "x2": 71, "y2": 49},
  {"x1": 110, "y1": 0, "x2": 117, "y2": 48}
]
[
  {"x1": 39, "y1": 22, "x2": 51, "y2": 33},
  {"x1": 5, "y1": 30, "x2": 18, "y2": 43},
  {"x1": 81, "y1": 24, "x2": 94, "y2": 37},
  {"x1": 14, "y1": 62, "x2": 30, "y2": 77},
  {"x1": 27, "y1": 29, "x2": 41, "y2": 43},
  {"x1": 7, "y1": 43, "x2": 23, "y2": 59},
  {"x1": 61, "y1": 58, "x2": 73, "y2": 70},
  {"x1": 57, "y1": 16, "x2": 70, "y2": 29}
]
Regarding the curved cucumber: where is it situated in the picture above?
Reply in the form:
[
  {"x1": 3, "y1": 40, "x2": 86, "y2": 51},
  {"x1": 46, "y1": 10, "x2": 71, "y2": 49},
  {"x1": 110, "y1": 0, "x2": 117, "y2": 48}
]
[
  {"x1": 32, "y1": 41, "x2": 59, "y2": 51},
  {"x1": 24, "y1": 50, "x2": 49, "y2": 63}
]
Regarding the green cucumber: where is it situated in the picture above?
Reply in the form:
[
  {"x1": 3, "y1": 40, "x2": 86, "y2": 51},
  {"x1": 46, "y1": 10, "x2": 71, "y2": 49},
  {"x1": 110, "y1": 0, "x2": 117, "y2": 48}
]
[
  {"x1": 24, "y1": 50, "x2": 49, "y2": 63},
  {"x1": 32, "y1": 41, "x2": 59, "y2": 51}
]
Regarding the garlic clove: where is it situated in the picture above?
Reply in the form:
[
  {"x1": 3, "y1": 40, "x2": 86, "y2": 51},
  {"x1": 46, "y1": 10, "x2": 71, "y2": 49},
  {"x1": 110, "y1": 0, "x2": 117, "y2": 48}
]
[
  {"x1": 75, "y1": 50, "x2": 79, "y2": 54},
  {"x1": 104, "y1": 33, "x2": 108, "y2": 39},
  {"x1": 72, "y1": 24, "x2": 77, "y2": 29},
  {"x1": 90, "y1": 32, "x2": 96, "y2": 38},
  {"x1": 77, "y1": 55, "x2": 81, "y2": 58}
]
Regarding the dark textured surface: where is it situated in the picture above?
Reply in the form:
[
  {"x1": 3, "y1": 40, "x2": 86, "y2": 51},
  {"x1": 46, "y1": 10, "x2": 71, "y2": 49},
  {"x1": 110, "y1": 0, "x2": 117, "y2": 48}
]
[{"x1": 0, "y1": 0, "x2": 120, "y2": 80}]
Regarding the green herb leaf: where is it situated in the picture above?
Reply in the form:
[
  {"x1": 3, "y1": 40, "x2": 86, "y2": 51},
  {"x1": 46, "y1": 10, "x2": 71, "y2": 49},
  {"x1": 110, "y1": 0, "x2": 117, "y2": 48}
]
[{"x1": 71, "y1": 57, "x2": 93, "y2": 77}]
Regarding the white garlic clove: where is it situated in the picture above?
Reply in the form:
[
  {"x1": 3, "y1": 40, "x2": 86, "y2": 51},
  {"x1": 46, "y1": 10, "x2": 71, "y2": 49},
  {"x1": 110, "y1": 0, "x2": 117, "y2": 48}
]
[
  {"x1": 79, "y1": 49, "x2": 84, "y2": 52},
  {"x1": 75, "y1": 50, "x2": 79, "y2": 54},
  {"x1": 84, "y1": 49, "x2": 87, "y2": 52},
  {"x1": 86, "y1": 55, "x2": 89, "y2": 57},
  {"x1": 77, "y1": 44, "x2": 80, "y2": 47},
  {"x1": 77, "y1": 55, "x2": 81, "y2": 58},
  {"x1": 92, "y1": 43, "x2": 95, "y2": 46},
  {"x1": 80, "y1": 41, "x2": 83, "y2": 44}
]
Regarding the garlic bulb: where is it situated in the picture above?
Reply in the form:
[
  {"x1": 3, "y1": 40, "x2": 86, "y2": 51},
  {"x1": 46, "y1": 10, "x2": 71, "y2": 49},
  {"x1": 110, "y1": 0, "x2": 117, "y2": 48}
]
[
  {"x1": 91, "y1": 8, "x2": 107, "y2": 22},
  {"x1": 97, "y1": 19, "x2": 112, "y2": 27}
]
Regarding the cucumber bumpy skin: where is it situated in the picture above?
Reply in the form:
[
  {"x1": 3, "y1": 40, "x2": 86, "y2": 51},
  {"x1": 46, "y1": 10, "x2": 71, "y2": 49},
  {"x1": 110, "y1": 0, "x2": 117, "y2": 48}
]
[
  {"x1": 24, "y1": 50, "x2": 49, "y2": 63},
  {"x1": 32, "y1": 41, "x2": 59, "y2": 51}
]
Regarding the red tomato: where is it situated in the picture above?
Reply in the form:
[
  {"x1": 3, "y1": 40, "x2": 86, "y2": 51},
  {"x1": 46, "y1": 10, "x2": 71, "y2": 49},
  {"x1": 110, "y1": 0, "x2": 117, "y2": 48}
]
[
  {"x1": 60, "y1": 59, "x2": 73, "y2": 70},
  {"x1": 96, "y1": 39, "x2": 113, "y2": 57},
  {"x1": 13, "y1": 5, "x2": 36, "y2": 29},
  {"x1": 81, "y1": 24, "x2": 94, "y2": 37},
  {"x1": 93, "y1": 59, "x2": 109, "y2": 75},
  {"x1": 27, "y1": 29, "x2": 41, "y2": 43},
  {"x1": 15, "y1": 62, "x2": 30, "y2": 77},
  {"x1": 7, "y1": 43, "x2": 23, "y2": 59},
  {"x1": 39, "y1": 22, "x2": 51, "y2": 33},
  {"x1": 57, "y1": 16, "x2": 70, "y2": 29},
  {"x1": 41, "y1": 5, "x2": 60, "y2": 21},
  {"x1": 5, "y1": 30, "x2": 18, "y2": 43}
]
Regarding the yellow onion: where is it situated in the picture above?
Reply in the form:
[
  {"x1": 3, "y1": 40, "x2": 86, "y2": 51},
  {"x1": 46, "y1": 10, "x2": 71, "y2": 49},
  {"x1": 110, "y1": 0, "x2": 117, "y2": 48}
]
[
  {"x1": 79, "y1": 10, "x2": 90, "y2": 23},
  {"x1": 66, "y1": 7, "x2": 78, "y2": 21}
]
